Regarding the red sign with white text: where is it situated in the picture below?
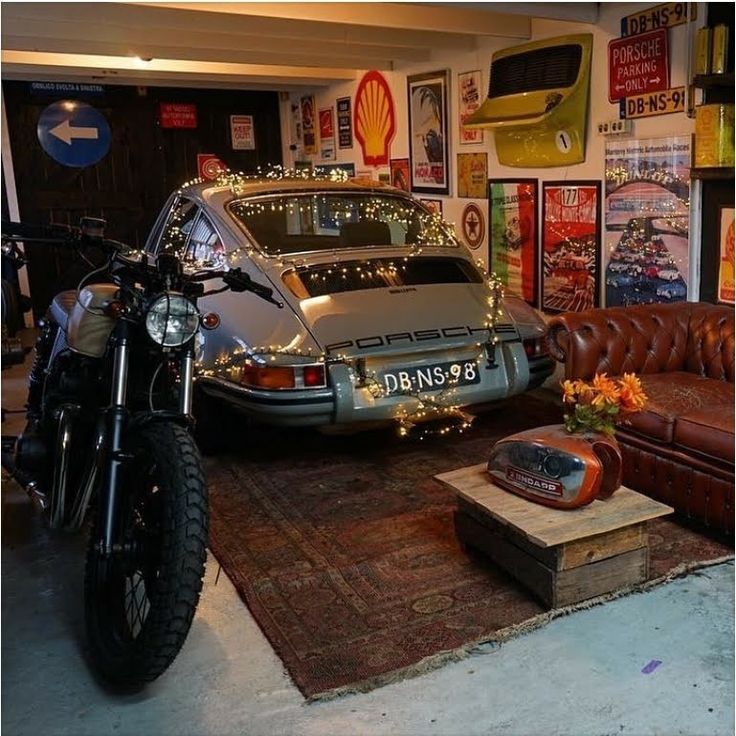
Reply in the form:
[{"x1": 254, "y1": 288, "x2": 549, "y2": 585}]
[
  {"x1": 159, "y1": 103, "x2": 198, "y2": 129},
  {"x1": 608, "y1": 28, "x2": 669, "y2": 103}
]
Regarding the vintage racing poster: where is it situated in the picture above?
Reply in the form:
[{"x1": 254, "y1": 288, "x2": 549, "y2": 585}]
[
  {"x1": 488, "y1": 180, "x2": 538, "y2": 306},
  {"x1": 541, "y1": 181, "x2": 601, "y2": 313}
]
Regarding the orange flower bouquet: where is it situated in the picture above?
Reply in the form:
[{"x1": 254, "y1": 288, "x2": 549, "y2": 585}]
[{"x1": 561, "y1": 372, "x2": 647, "y2": 436}]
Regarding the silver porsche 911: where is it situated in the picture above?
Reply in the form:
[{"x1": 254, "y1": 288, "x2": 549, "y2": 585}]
[{"x1": 144, "y1": 174, "x2": 552, "y2": 434}]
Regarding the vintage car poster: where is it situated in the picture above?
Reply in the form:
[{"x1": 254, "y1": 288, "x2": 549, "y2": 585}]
[
  {"x1": 604, "y1": 137, "x2": 690, "y2": 306},
  {"x1": 408, "y1": 70, "x2": 450, "y2": 195},
  {"x1": 718, "y1": 206, "x2": 735, "y2": 305},
  {"x1": 336, "y1": 96, "x2": 353, "y2": 149},
  {"x1": 457, "y1": 152, "x2": 487, "y2": 199},
  {"x1": 489, "y1": 180, "x2": 538, "y2": 306},
  {"x1": 319, "y1": 107, "x2": 336, "y2": 160},
  {"x1": 458, "y1": 70, "x2": 483, "y2": 145},
  {"x1": 541, "y1": 181, "x2": 601, "y2": 313},
  {"x1": 300, "y1": 95, "x2": 317, "y2": 155},
  {"x1": 389, "y1": 158, "x2": 410, "y2": 191},
  {"x1": 230, "y1": 115, "x2": 255, "y2": 150}
]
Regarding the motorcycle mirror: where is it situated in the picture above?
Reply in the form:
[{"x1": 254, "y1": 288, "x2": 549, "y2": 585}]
[{"x1": 80, "y1": 217, "x2": 106, "y2": 240}]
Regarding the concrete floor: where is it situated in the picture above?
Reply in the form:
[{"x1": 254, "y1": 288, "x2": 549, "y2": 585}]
[{"x1": 2, "y1": 359, "x2": 734, "y2": 736}]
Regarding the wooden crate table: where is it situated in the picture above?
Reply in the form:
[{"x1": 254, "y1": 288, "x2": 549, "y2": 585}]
[{"x1": 435, "y1": 463, "x2": 674, "y2": 609}]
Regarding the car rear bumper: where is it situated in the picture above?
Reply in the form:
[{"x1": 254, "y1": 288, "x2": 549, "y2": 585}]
[{"x1": 197, "y1": 341, "x2": 534, "y2": 427}]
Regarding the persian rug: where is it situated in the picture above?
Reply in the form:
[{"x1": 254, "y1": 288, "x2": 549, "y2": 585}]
[{"x1": 206, "y1": 391, "x2": 732, "y2": 700}]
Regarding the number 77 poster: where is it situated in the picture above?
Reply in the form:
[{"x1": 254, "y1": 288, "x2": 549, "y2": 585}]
[{"x1": 541, "y1": 181, "x2": 601, "y2": 313}]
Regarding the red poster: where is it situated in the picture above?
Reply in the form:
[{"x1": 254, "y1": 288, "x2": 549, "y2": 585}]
[
  {"x1": 159, "y1": 103, "x2": 198, "y2": 129},
  {"x1": 542, "y1": 182, "x2": 601, "y2": 313},
  {"x1": 319, "y1": 108, "x2": 334, "y2": 139}
]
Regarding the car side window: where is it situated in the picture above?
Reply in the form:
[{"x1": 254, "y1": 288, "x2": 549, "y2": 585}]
[
  {"x1": 158, "y1": 197, "x2": 200, "y2": 257},
  {"x1": 186, "y1": 212, "x2": 226, "y2": 268}
]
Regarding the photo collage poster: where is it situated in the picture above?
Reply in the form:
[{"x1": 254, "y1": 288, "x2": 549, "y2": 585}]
[{"x1": 604, "y1": 137, "x2": 691, "y2": 307}]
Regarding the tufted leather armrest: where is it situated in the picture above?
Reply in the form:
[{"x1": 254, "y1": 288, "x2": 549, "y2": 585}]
[{"x1": 546, "y1": 302, "x2": 734, "y2": 382}]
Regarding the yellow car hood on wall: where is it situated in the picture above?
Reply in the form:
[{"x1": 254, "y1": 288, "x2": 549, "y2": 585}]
[{"x1": 465, "y1": 34, "x2": 593, "y2": 167}]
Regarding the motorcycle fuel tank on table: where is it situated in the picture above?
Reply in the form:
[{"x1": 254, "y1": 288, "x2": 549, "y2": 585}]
[{"x1": 66, "y1": 285, "x2": 118, "y2": 358}]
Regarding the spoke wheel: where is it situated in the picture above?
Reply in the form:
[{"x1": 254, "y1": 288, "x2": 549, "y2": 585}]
[{"x1": 84, "y1": 422, "x2": 207, "y2": 690}]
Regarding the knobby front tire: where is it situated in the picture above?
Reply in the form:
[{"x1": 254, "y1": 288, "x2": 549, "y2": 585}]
[{"x1": 84, "y1": 422, "x2": 208, "y2": 690}]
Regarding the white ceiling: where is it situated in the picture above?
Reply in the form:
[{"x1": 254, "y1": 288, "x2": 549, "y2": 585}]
[{"x1": 1, "y1": 2, "x2": 598, "y2": 90}]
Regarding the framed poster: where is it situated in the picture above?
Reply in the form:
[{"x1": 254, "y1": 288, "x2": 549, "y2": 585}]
[
  {"x1": 604, "y1": 137, "x2": 690, "y2": 306},
  {"x1": 319, "y1": 107, "x2": 336, "y2": 160},
  {"x1": 408, "y1": 70, "x2": 450, "y2": 195},
  {"x1": 458, "y1": 70, "x2": 483, "y2": 145},
  {"x1": 389, "y1": 158, "x2": 410, "y2": 191},
  {"x1": 419, "y1": 198, "x2": 443, "y2": 216},
  {"x1": 457, "y1": 152, "x2": 487, "y2": 199},
  {"x1": 718, "y1": 206, "x2": 735, "y2": 305},
  {"x1": 301, "y1": 95, "x2": 317, "y2": 154},
  {"x1": 336, "y1": 96, "x2": 353, "y2": 149},
  {"x1": 541, "y1": 181, "x2": 601, "y2": 313},
  {"x1": 489, "y1": 179, "x2": 538, "y2": 306}
]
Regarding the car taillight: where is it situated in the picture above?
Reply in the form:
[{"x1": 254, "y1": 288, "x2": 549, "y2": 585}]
[
  {"x1": 238, "y1": 362, "x2": 327, "y2": 390},
  {"x1": 523, "y1": 337, "x2": 548, "y2": 359},
  {"x1": 240, "y1": 364, "x2": 295, "y2": 389},
  {"x1": 303, "y1": 365, "x2": 326, "y2": 387}
]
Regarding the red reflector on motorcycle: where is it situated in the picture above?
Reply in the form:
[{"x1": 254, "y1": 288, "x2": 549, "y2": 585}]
[
  {"x1": 303, "y1": 365, "x2": 326, "y2": 388},
  {"x1": 201, "y1": 312, "x2": 220, "y2": 330},
  {"x1": 102, "y1": 300, "x2": 124, "y2": 318},
  {"x1": 240, "y1": 364, "x2": 295, "y2": 389}
]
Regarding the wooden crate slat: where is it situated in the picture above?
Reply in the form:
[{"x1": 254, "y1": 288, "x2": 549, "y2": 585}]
[{"x1": 436, "y1": 465, "x2": 673, "y2": 548}]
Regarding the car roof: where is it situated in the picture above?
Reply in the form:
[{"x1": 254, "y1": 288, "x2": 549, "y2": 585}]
[{"x1": 180, "y1": 176, "x2": 407, "y2": 209}]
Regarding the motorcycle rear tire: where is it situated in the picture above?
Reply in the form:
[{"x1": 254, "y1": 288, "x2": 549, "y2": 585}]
[{"x1": 84, "y1": 422, "x2": 208, "y2": 690}]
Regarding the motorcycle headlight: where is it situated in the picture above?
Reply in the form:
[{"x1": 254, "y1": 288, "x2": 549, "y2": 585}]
[{"x1": 145, "y1": 294, "x2": 200, "y2": 347}]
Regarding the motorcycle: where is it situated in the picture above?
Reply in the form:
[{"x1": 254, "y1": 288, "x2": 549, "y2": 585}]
[{"x1": 1, "y1": 218, "x2": 282, "y2": 689}]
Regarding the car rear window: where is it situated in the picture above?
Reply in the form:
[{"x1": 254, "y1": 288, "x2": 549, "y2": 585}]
[
  {"x1": 282, "y1": 257, "x2": 484, "y2": 298},
  {"x1": 228, "y1": 192, "x2": 457, "y2": 255}
]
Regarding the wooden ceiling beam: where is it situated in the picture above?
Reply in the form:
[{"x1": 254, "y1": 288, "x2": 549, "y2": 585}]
[
  {"x1": 1, "y1": 16, "x2": 431, "y2": 63},
  {"x1": 2, "y1": 3, "x2": 485, "y2": 51},
  {"x1": 2, "y1": 36, "x2": 400, "y2": 71},
  {"x1": 134, "y1": 2, "x2": 532, "y2": 38},
  {"x1": 1, "y1": 50, "x2": 357, "y2": 87}
]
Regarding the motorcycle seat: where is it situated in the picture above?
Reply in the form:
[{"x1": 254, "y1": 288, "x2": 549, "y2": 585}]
[{"x1": 49, "y1": 290, "x2": 77, "y2": 331}]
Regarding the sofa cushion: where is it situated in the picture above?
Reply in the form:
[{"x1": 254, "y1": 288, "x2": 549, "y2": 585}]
[
  {"x1": 674, "y1": 400, "x2": 735, "y2": 465},
  {"x1": 617, "y1": 372, "x2": 733, "y2": 444}
]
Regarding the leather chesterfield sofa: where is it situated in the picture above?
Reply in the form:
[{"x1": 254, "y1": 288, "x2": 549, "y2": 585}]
[{"x1": 547, "y1": 301, "x2": 734, "y2": 537}]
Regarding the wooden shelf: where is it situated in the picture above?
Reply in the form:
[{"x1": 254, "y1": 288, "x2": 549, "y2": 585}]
[
  {"x1": 690, "y1": 166, "x2": 734, "y2": 180},
  {"x1": 692, "y1": 73, "x2": 735, "y2": 89}
]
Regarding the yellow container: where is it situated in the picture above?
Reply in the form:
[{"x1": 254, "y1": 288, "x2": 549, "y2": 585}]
[
  {"x1": 695, "y1": 103, "x2": 735, "y2": 167},
  {"x1": 694, "y1": 27, "x2": 712, "y2": 75},
  {"x1": 711, "y1": 24, "x2": 729, "y2": 75}
]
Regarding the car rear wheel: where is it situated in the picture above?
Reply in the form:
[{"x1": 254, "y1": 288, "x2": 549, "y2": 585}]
[{"x1": 192, "y1": 386, "x2": 239, "y2": 456}]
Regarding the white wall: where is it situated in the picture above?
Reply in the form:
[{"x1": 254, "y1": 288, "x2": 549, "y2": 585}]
[{"x1": 283, "y1": 3, "x2": 697, "y2": 287}]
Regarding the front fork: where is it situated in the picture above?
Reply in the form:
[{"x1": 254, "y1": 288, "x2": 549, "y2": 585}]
[{"x1": 97, "y1": 324, "x2": 195, "y2": 556}]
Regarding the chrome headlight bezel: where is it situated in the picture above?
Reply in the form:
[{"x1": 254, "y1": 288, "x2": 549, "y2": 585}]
[{"x1": 144, "y1": 293, "x2": 200, "y2": 348}]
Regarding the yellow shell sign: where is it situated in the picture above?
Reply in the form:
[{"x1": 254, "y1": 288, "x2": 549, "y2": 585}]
[{"x1": 354, "y1": 71, "x2": 396, "y2": 166}]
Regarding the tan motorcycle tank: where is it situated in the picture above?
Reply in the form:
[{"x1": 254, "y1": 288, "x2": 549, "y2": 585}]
[{"x1": 66, "y1": 285, "x2": 118, "y2": 358}]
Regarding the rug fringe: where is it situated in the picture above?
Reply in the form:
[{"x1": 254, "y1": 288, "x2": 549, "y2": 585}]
[{"x1": 305, "y1": 555, "x2": 734, "y2": 704}]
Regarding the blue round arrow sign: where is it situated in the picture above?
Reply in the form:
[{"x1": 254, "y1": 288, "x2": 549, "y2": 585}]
[{"x1": 37, "y1": 100, "x2": 111, "y2": 168}]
